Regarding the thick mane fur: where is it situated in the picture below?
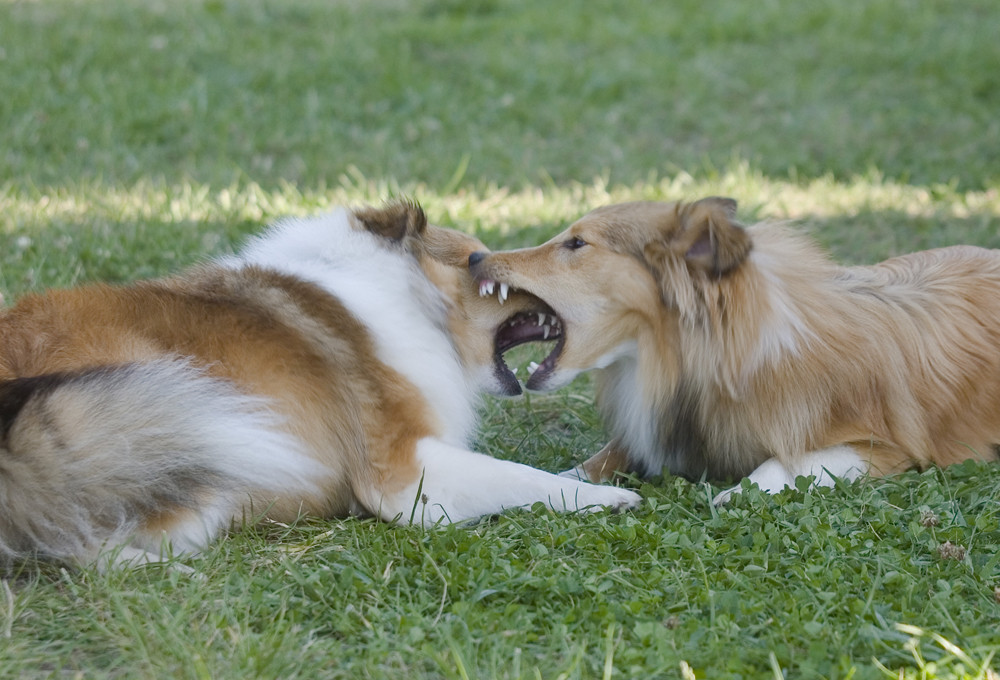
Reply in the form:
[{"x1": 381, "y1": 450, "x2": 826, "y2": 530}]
[{"x1": 606, "y1": 220, "x2": 1000, "y2": 480}]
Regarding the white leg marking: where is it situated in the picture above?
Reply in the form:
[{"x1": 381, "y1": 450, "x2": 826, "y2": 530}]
[
  {"x1": 558, "y1": 465, "x2": 589, "y2": 481},
  {"x1": 377, "y1": 438, "x2": 642, "y2": 526},
  {"x1": 713, "y1": 445, "x2": 868, "y2": 505}
]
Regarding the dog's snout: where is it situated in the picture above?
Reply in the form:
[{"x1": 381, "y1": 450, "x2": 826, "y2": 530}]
[{"x1": 468, "y1": 251, "x2": 487, "y2": 268}]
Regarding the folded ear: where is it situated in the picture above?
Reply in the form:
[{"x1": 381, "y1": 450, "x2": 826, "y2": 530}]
[
  {"x1": 353, "y1": 199, "x2": 427, "y2": 245},
  {"x1": 670, "y1": 196, "x2": 751, "y2": 276}
]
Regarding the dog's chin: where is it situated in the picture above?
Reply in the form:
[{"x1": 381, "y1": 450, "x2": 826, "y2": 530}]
[
  {"x1": 521, "y1": 335, "x2": 568, "y2": 392},
  {"x1": 524, "y1": 364, "x2": 577, "y2": 393},
  {"x1": 489, "y1": 358, "x2": 523, "y2": 397}
]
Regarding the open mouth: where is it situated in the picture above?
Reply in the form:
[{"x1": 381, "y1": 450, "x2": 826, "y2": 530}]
[{"x1": 481, "y1": 279, "x2": 564, "y2": 391}]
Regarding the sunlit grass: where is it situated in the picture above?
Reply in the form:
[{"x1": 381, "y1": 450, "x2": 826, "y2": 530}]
[{"x1": 3, "y1": 167, "x2": 999, "y2": 296}]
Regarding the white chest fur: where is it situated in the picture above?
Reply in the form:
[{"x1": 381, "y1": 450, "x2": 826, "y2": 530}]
[{"x1": 225, "y1": 210, "x2": 478, "y2": 445}]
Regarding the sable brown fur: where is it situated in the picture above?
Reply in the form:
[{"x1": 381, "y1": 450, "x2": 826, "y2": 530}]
[
  {"x1": 2, "y1": 264, "x2": 402, "y2": 516},
  {"x1": 471, "y1": 197, "x2": 1000, "y2": 489},
  {"x1": 0, "y1": 200, "x2": 642, "y2": 567}
]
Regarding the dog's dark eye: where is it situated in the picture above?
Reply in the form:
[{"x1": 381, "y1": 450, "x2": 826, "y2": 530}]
[{"x1": 564, "y1": 236, "x2": 588, "y2": 250}]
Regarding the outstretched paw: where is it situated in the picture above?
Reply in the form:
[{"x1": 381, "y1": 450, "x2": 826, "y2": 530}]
[
  {"x1": 711, "y1": 485, "x2": 741, "y2": 506},
  {"x1": 572, "y1": 484, "x2": 642, "y2": 513}
]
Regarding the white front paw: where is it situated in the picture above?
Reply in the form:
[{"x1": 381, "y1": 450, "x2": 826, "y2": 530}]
[
  {"x1": 714, "y1": 458, "x2": 796, "y2": 506},
  {"x1": 574, "y1": 484, "x2": 642, "y2": 512},
  {"x1": 712, "y1": 485, "x2": 740, "y2": 506},
  {"x1": 607, "y1": 486, "x2": 642, "y2": 511}
]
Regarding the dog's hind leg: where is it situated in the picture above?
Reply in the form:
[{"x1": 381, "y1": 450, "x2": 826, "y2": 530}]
[
  {"x1": 712, "y1": 445, "x2": 868, "y2": 505},
  {"x1": 559, "y1": 439, "x2": 632, "y2": 483},
  {"x1": 370, "y1": 438, "x2": 642, "y2": 526},
  {"x1": 0, "y1": 360, "x2": 324, "y2": 567}
]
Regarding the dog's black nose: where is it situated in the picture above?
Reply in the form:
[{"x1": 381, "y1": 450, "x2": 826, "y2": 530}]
[{"x1": 468, "y1": 251, "x2": 487, "y2": 268}]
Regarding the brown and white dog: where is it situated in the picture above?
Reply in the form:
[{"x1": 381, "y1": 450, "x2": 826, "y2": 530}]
[
  {"x1": 0, "y1": 201, "x2": 639, "y2": 567},
  {"x1": 470, "y1": 197, "x2": 1000, "y2": 503}
]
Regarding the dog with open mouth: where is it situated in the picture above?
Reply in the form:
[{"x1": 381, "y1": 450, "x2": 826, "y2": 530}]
[
  {"x1": 470, "y1": 197, "x2": 1000, "y2": 503},
  {"x1": 0, "y1": 200, "x2": 640, "y2": 568}
]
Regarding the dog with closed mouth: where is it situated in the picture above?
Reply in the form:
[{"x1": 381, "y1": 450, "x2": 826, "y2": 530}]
[
  {"x1": 470, "y1": 197, "x2": 1000, "y2": 503},
  {"x1": 0, "y1": 200, "x2": 639, "y2": 567}
]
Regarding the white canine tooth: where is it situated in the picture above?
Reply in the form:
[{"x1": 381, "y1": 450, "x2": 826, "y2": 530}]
[
  {"x1": 486, "y1": 281, "x2": 495, "y2": 295},
  {"x1": 499, "y1": 283, "x2": 509, "y2": 302},
  {"x1": 511, "y1": 367, "x2": 518, "y2": 375},
  {"x1": 527, "y1": 361, "x2": 539, "y2": 375},
  {"x1": 548, "y1": 315, "x2": 558, "y2": 326},
  {"x1": 537, "y1": 313, "x2": 546, "y2": 326},
  {"x1": 543, "y1": 325, "x2": 550, "y2": 340}
]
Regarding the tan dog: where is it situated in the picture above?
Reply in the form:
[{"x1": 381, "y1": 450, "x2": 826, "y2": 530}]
[
  {"x1": 470, "y1": 197, "x2": 1000, "y2": 502},
  {"x1": 0, "y1": 201, "x2": 639, "y2": 567}
]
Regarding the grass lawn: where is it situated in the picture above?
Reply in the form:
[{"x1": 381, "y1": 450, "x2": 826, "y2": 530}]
[{"x1": 1, "y1": 0, "x2": 999, "y2": 678}]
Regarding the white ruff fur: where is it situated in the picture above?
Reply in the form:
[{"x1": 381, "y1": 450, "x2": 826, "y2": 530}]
[
  {"x1": 230, "y1": 209, "x2": 478, "y2": 445},
  {"x1": 595, "y1": 351, "x2": 661, "y2": 476}
]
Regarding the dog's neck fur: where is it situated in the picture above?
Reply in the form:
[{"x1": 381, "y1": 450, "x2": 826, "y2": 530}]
[
  {"x1": 228, "y1": 209, "x2": 480, "y2": 446},
  {"x1": 596, "y1": 223, "x2": 834, "y2": 479}
]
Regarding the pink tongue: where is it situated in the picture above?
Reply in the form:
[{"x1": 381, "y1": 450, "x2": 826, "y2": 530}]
[
  {"x1": 505, "y1": 321, "x2": 543, "y2": 343},
  {"x1": 496, "y1": 313, "x2": 550, "y2": 353}
]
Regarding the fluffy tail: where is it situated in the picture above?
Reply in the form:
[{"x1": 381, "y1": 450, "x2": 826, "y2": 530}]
[{"x1": 0, "y1": 359, "x2": 323, "y2": 564}]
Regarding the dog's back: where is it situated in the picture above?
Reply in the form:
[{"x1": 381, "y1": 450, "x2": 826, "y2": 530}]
[{"x1": 823, "y1": 244, "x2": 1000, "y2": 471}]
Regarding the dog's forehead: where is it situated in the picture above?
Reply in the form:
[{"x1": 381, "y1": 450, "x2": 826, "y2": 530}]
[
  {"x1": 582, "y1": 201, "x2": 678, "y2": 224},
  {"x1": 424, "y1": 224, "x2": 486, "y2": 254},
  {"x1": 421, "y1": 225, "x2": 491, "y2": 271},
  {"x1": 572, "y1": 202, "x2": 680, "y2": 250}
]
